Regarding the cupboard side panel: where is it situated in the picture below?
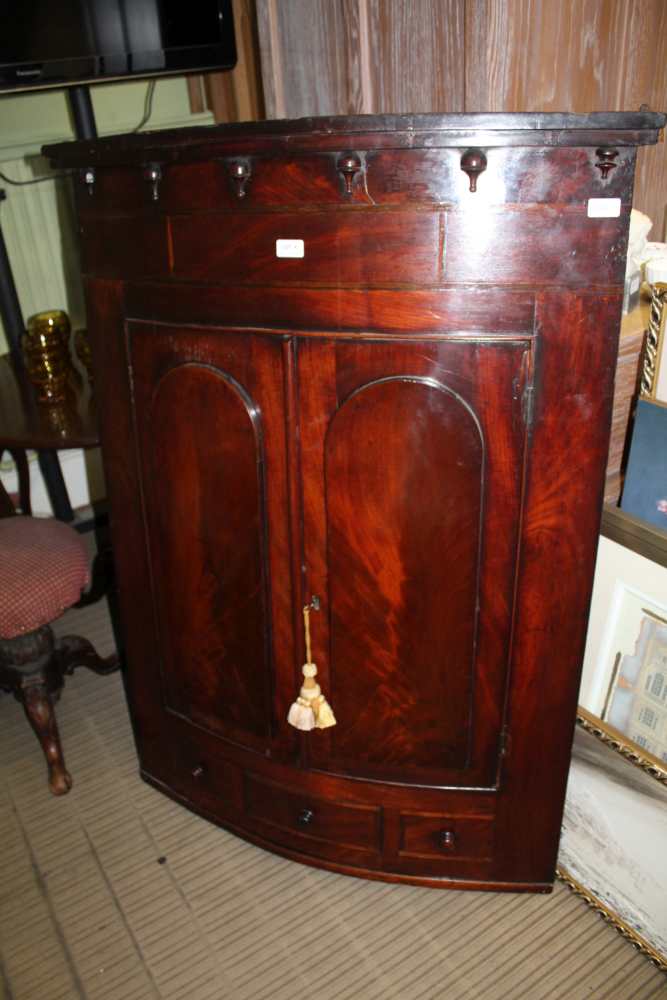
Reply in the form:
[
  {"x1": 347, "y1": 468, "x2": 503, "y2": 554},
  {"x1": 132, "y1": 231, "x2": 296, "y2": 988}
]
[
  {"x1": 495, "y1": 289, "x2": 623, "y2": 883},
  {"x1": 83, "y1": 279, "x2": 168, "y2": 776}
]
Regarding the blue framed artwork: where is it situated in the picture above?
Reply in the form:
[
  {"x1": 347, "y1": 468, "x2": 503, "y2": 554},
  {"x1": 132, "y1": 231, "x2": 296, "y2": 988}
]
[{"x1": 621, "y1": 398, "x2": 667, "y2": 532}]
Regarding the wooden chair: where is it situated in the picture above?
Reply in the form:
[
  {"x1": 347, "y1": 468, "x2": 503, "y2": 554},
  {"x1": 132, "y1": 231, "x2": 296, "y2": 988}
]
[{"x1": 0, "y1": 480, "x2": 117, "y2": 794}]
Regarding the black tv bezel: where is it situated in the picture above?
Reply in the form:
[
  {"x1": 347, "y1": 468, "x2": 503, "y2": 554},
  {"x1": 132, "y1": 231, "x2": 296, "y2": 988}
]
[{"x1": 0, "y1": 1, "x2": 236, "y2": 95}]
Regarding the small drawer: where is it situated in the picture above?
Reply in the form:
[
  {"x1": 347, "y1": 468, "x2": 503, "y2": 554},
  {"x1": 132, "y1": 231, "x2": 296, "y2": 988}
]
[
  {"x1": 244, "y1": 772, "x2": 381, "y2": 852},
  {"x1": 399, "y1": 812, "x2": 495, "y2": 862},
  {"x1": 444, "y1": 206, "x2": 627, "y2": 286},
  {"x1": 161, "y1": 738, "x2": 239, "y2": 815},
  {"x1": 169, "y1": 210, "x2": 440, "y2": 287}
]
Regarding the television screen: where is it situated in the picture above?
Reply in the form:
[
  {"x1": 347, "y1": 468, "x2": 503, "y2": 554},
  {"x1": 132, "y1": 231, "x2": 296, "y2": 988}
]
[{"x1": 0, "y1": 0, "x2": 236, "y2": 93}]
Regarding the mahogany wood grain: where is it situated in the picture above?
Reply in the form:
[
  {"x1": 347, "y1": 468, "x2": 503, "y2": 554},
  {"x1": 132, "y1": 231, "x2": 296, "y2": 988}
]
[
  {"x1": 77, "y1": 147, "x2": 636, "y2": 222},
  {"x1": 128, "y1": 327, "x2": 273, "y2": 749},
  {"x1": 298, "y1": 337, "x2": 528, "y2": 787},
  {"x1": 47, "y1": 113, "x2": 663, "y2": 169},
  {"x1": 80, "y1": 217, "x2": 170, "y2": 281},
  {"x1": 443, "y1": 207, "x2": 630, "y2": 287},
  {"x1": 128, "y1": 324, "x2": 297, "y2": 758},
  {"x1": 124, "y1": 283, "x2": 537, "y2": 336},
  {"x1": 398, "y1": 813, "x2": 495, "y2": 861},
  {"x1": 493, "y1": 289, "x2": 624, "y2": 885},
  {"x1": 50, "y1": 113, "x2": 662, "y2": 890},
  {"x1": 244, "y1": 771, "x2": 381, "y2": 850},
  {"x1": 366, "y1": 147, "x2": 637, "y2": 206},
  {"x1": 324, "y1": 376, "x2": 481, "y2": 773},
  {"x1": 82, "y1": 279, "x2": 170, "y2": 784},
  {"x1": 169, "y1": 210, "x2": 441, "y2": 287}
]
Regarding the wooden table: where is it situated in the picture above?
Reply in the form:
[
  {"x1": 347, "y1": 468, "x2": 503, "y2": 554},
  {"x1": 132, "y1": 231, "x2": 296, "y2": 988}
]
[{"x1": 0, "y1": 351, "x2": 99, "y2": 516}]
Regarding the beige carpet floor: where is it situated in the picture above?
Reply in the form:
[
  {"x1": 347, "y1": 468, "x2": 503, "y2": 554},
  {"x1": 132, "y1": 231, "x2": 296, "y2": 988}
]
[{"x1": 1, "y1": 590, "x2": 666, "y2": 1000}]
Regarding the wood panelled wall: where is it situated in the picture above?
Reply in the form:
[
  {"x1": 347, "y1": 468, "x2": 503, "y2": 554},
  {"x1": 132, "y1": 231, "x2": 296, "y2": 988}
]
[
  {"x1": 188, "y1": 0, "x2": 265, "y2": 124},
  {"x1": 255, "y1": 0, "x2": 667, "y2": 235}
]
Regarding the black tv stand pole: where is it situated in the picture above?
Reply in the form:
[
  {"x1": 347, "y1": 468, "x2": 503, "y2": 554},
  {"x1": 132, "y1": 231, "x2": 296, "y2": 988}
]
[
  {"x1": 0, "y1": 84, "x2": 99, "y2": 520},
  {"x1": 69, "y1": 86, "x2": 98, "y2": 140},
  {"x1": 0, "y1": 193, "x2": 25, "y2": 368}
]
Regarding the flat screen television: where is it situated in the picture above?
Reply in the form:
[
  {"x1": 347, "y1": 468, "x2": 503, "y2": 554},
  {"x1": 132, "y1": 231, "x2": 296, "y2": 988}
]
[{"x1": 0, "y1": 0, "x2": 236, "y2": 94}]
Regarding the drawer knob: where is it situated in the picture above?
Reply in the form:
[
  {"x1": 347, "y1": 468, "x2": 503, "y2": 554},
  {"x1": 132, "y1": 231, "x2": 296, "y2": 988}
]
[
  {"x1": 229, "y1": 159, "x2": 252, "y2": 199},
  {"x1": 143, "y1": 162, "x2": 162, "y2": 201},
  {"x1": 438, "y1": 829, "x2": 457, "y2": 851},
  {"x1": 337, "y1": 153, "x2": 362, "y2": 195},
  {"x1": 460, "y1": 149, "x2": 487, "y2": 192},
  {"x1": 191, "y1": 764, "x2": 206, "y2": 779},
  {"x1": 297, "y1": 808, "x2": 315, "y2": 826},
  {"x1": 595, "y1": 148, "x2": 619, "y2": 179}
]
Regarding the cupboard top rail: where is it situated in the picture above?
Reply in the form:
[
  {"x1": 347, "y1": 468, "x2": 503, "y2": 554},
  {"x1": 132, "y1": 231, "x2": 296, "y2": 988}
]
[{"x1": 44, "y1": 111, "x2": 665, "y2": 168}]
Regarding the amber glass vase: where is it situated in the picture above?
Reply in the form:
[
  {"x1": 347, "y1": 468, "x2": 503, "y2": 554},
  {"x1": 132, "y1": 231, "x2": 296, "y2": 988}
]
[{"x1": 22, "y1": 310, "x2": 72, "y2": 403}]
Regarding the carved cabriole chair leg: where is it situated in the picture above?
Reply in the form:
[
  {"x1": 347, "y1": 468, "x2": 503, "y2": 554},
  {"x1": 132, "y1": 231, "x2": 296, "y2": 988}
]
[
  {"x1": 57, "y1": 635, "x2": 119, "y2": 676},
  {"x1": 0, "y1": 625, "x2": 70, "y2": 795},
  {"x1": 0, "y1": 625, "x2": 117, "y2": 795},
  {"x1": 21, "y1": 677, "x2": 72, "y2": 795}
]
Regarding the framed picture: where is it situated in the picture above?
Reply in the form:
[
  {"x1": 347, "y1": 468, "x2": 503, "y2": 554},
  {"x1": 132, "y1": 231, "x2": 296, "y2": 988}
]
[
  {"x1": 579, "y1": 506, "x2": 667, "y2": 726},
  {"x1": 559, "y1": 711, "x2": 667, "y2": 969},
  {"x1": 621, "y1": 398, "x2": 667, "y2": 531},
  {"x1": 603, "y1": 607, "x2": 667, "y2": 761}
]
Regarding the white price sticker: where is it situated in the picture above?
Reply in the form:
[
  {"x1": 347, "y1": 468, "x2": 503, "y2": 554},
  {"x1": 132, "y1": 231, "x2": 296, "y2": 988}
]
[
  {"x1": 587, "y1": 198, "x2": 621, "y2": 218},
  {"x1": 276, "y1": 238, "x2": 305, "y2": 258}
]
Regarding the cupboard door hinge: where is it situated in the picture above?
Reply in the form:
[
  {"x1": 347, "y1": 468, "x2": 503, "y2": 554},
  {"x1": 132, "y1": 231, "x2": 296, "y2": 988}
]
[
  {"x1": 522, "y1": 383, "x2": 535, "y2": 428},
  {"x1": 126, "y1": 355, "x2": 136, "y2": 410},
  {"x1": 499, "y1": 724, "x2": 510, "y2": 758}
]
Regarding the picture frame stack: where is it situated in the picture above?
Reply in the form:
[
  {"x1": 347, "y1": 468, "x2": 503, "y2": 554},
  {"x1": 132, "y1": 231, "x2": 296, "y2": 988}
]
[{"x1": 560, "y1": 271, "x2": 667, "y2": 970}]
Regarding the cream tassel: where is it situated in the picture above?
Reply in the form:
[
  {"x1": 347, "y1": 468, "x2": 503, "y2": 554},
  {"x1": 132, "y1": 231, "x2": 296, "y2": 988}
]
[{"x1": 287, "y1": 604, "x2": 336, "y2": 731}]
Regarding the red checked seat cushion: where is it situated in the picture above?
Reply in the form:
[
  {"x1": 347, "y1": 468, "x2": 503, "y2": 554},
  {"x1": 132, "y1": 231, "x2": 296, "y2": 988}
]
[{"x1": 0, "y1": 517, "x2": 90, "y2": 640}]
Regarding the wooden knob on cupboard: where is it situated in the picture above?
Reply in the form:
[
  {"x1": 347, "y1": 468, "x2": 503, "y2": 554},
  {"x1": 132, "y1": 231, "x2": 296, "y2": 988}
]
[
  {"x1": 460, "y1": 149, "x2": 487, "y2": 192},
  {"x1": 438, "y1": 829, "x2": 457, "y2": 851},
  {"x1": 337, "y1": 153, "x2": 362, "y2": 195}
]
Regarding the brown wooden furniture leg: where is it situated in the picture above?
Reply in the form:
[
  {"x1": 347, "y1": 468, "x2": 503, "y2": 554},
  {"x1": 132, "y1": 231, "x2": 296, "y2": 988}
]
[
  {"x1": 10, "y1": 448, "x2": 32, "y2": 516},
  {"x1": 0, "y1": 624, "x2": 116, "y2": 795},
  {"x1": 21, "y1": 677, "x2": 72, "y2": 795}
]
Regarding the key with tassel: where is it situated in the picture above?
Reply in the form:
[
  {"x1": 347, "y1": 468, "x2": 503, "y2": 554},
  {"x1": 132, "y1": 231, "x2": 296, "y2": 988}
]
[{"x1": 287, "y1": 599, "x2": 336, "y2": 731}]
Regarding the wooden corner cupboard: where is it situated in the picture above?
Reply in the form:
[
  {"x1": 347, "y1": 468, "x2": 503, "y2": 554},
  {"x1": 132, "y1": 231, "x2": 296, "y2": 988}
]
[{"x1": 45, "y1": 111, "x2": 665, "y2": 891}]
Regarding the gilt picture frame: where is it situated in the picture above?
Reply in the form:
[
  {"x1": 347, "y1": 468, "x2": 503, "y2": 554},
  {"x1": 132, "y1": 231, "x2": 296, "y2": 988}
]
[
  {"x1": 562, "y1": 507, "x2": 667, "y2": 968},
  {"x1": 559, "y1": 711, "x2": 667, "y2": 970}
]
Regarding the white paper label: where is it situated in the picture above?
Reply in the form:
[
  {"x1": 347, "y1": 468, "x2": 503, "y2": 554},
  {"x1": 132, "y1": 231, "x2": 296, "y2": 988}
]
[
  {"x1": 276, "y1": 238, "x2": 305, "y2": 258},
  {"x1": 587, "y1": 198, "x2": 621, "y2": 218}
]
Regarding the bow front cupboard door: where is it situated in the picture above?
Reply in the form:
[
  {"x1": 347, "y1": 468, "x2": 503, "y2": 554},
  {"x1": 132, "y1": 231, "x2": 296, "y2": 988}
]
[
  {"x1": 297, "y1": 336, "x2": 530, "y2": 789},
  {"x1": 122, "y1": 314, "x2": 531, "y2": 800},
  {"x1": 127, "y1": 323, "x2": 297, "y2": 765}
]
